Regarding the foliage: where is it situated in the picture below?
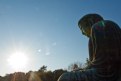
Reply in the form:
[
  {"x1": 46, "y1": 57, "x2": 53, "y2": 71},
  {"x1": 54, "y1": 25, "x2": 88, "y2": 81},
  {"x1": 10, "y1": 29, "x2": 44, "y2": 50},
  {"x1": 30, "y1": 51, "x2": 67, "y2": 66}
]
[
  {"x1": 0, "y1": 58, "x2": 92, "y2": 81},
  {"x1": 68, "y1": 61, "x2": 84, "y2": 71},
  {"x1": 0, "y1": 66, "x2": 67, "y2": 81},
  {"x1": 0, "y1": 59, "x2": 91, "y2": 81},
  {"x1": 38, "y1": 65, "x2": 47, "y2": 72}
]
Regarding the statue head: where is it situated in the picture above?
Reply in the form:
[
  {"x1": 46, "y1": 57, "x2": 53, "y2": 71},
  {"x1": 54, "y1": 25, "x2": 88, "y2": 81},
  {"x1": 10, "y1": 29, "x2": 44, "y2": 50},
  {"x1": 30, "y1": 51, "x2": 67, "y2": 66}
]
[{"x1": 78, "y1": 13, "x2": 104, "y2": 37}]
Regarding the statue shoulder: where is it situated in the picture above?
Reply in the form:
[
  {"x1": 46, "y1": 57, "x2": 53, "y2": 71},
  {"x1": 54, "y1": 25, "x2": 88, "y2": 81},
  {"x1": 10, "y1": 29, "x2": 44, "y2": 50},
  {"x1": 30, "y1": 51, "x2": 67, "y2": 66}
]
[{"x1": 92, "y1": 20, "x2": 120, "y2": 31}]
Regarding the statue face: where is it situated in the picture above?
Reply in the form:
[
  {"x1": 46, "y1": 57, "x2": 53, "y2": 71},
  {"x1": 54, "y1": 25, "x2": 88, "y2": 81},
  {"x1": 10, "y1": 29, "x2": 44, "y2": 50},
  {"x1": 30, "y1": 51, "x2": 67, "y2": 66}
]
[{"x1": 79, "y1": 22, "x2": 91, "y2": 37}]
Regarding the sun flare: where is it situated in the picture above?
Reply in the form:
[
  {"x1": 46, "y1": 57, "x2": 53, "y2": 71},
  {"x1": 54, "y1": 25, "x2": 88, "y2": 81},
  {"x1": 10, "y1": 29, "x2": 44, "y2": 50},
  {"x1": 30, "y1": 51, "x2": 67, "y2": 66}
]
[{"x1": 7, "y1": 52, "x2": 28, "y2": 71}]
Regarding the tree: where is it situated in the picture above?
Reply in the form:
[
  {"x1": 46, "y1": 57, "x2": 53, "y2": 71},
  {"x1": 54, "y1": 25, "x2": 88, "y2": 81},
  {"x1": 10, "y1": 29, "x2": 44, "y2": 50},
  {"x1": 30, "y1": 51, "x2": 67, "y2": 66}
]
[
  {"x1": 38, "y1": 65, "x2": 47, "y2": 72},
  {"x1": 45, "y1": 71, "x2": 53, "y2": 81},
  {"x1": 68, "y1": 62, "x2": 83, "y2": 71},
  {"x1": 84, "y1": 58, "x2": 91, "y2": 69},
  {"x1": 29, "y1": 72, "x2": 42, "y2": 81}
]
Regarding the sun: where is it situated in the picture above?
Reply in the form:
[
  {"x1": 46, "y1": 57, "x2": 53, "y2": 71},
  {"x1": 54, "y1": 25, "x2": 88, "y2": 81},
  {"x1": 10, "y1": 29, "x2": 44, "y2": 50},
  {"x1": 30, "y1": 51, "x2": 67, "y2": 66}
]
[{"x1": 7, "y1": 52, "x2": 28, "y2": 71}]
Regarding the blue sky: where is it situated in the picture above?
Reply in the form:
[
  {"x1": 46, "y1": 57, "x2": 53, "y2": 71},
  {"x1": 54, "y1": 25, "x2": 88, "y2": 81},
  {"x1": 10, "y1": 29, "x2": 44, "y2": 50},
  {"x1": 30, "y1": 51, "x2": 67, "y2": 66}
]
[{"x1": 0, "y1": 0, "x2": 121, "y2": 76}]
